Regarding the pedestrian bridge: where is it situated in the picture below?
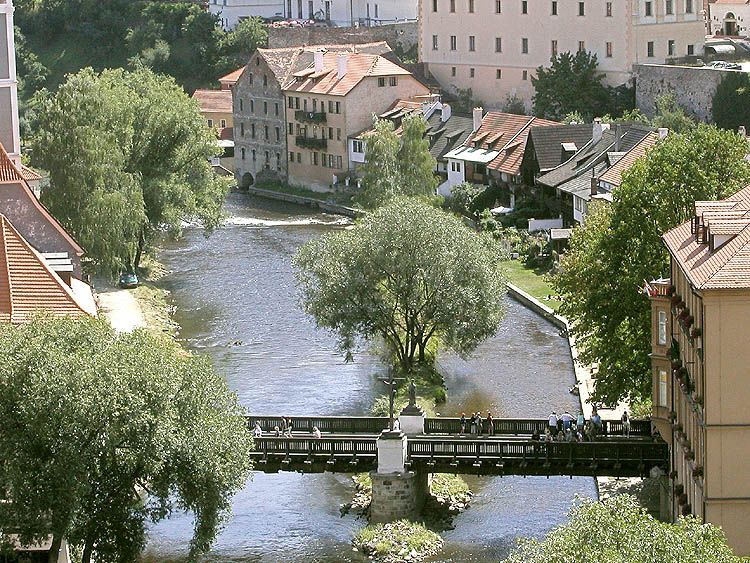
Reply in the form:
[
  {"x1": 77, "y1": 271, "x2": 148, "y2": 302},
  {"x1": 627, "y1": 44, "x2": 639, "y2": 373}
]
[{"x1": 248, "y1": 416, "x2": 665, "y2": 479}]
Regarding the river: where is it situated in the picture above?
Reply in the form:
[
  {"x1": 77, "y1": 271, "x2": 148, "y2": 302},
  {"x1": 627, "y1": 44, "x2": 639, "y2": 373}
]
[{"x1": 143, "y1": 193, "x2": 596, "y2": 562}]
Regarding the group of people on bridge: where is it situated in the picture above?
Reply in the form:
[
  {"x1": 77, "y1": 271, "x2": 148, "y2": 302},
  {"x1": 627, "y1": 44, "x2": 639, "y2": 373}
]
[
  {"x1": 538, "y1": 409, "x2": 631, "y2": 443},
  {"x1": 459, "y1": 411, "x2": 495, "y2": 435}
]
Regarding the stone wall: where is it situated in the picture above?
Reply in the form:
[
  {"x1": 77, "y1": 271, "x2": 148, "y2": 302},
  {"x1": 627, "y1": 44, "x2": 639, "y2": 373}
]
[
  {"x1": 634, "y1": 63, "x2": 736, "y2": 123},
  {"x1": 370, "y1": 471, "x2": 428, "y2": 523},
  {"x1": 267, "y1": 22, "x2": 418, "y2": 53}
]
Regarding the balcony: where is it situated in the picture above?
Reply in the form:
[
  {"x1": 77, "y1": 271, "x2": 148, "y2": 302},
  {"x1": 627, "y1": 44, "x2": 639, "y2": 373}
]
[
  {"x1": 295, "y1": 110, "x2": 327, "y2": 124},
  {"x1": 296, "y1": 136, "x2": 327, "y2": 150}
]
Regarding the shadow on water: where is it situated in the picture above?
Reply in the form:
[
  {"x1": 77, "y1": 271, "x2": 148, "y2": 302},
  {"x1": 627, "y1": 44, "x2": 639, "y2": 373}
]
[{"x1": 143, "y1": 193, "x2": 595, "y2": 562}]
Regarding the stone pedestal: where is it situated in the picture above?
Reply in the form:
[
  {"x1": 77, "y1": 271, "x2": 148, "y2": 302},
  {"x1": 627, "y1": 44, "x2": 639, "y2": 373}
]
[
  {"x1": 377, "y1": 430, "x2": 407, "y2": 474},
  {"x1": 369, "y1": 470, "x2": 428, "y2": 523},
  {"x1": 399, "y1": 404, "x2": 425, "y2": 435}
]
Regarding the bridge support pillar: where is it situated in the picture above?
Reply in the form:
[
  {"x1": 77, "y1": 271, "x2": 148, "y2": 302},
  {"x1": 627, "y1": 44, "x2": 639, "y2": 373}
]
[
  {"x1": 370, "y1": 470, "x2": 428, "y2": 523},
  {"x1": 399, "y1": 404, "x2": 425, "y2": 435}
]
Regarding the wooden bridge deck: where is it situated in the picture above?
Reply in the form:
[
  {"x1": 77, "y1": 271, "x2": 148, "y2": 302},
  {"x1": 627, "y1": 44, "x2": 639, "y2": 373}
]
[{"x1": 250, "y1": 434, "x2": 667, "y2": 478}]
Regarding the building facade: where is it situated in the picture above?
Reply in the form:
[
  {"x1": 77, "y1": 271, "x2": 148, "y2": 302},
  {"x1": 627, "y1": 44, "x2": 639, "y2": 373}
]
[
  {"x1": 708, "y1": 0, "x2": 750, "y2": 36},
  {"x1": 648, "y1": 186, "x2": 750, "y2": 556},
  {"x1": 419, "y1": 0, "x2": 706, "y2": 110},
  {"x1": 210, "y1": 0, "x2": 417, "y2": 29},
  {"x1": 283, "y1": 50, "x2": 429, "y2": 190}
]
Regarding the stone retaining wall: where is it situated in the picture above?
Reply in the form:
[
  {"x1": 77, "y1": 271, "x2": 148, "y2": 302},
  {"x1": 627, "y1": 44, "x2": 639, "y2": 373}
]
[
  {"x1": 369, "y1": 471, "x2": 428, "y2": 523},
  {"x1": 245, "y1": 186, "x2": 363, "y2": 218},
  {"x1": 267, "y1": 22, "x2": 418, "y2": 52}
]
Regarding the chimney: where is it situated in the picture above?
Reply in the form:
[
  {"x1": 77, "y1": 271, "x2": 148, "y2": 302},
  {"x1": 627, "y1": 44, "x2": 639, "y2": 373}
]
[
  {"x1": 590, "y1": 171, "x2": 598, "y2": 197},
  {"x1": 441, "y1": 103, "x2": 452, "y2": 123},
  {"x1": 336, "y1": 53, "x2": 348, "y2": 79},
  {"x1": 739, "y1": 125, "x2": 747, "y2": 137},
  {"x1": 473, "y1": 107, "x2": 483, "y2": 132},
  {"x1": 314, "y1": 49, "x2": 325, "y2": 74},
  {"x1": 592, "y1": 118, "x2": 603, "y2": 144},
  {"x1": 658, "y1": 127, "x2": 669, "y2": 139}
]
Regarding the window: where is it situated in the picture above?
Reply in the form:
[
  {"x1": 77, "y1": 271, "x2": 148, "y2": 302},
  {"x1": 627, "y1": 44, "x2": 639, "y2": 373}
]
[
  {"x1": 468, "y1": 0, "x2": 474, "y2": 12},
  {"x1": 297, "y1": 152, "x2": 302, "y2": 163},
  {"x1": 328, "y1": 100, "x2": 334, "y2": 113},
  {"x1": 578, "y1": 40, "x2": 585, "y2": 52},
  {"x1": 275, "y1": 103, "x2": 279, "y2": 116},
  {"x1": 606, "y1": 2, "x2": 612, "y2": 16},
  {"x1": 251, "y1": 123, "x2": 256, "y2": 138},
  {"x1": 522, "y1": 69, "x2": 528, "y2": 80},
  {"x1": 470, "y1": 67, "x2": 475, "y2": 77},
  {"x1": 433, "y1": 35, "x2": 439, "y2": 50},
  {"x1": 495, "y1": 0, "x2": 501, "y2": 13},
  {"x1": 321, "y1": 153, "x2": 327, "y2": 167},
  {"x1": 263, "y1": 75, "x2": 268, "y2": 87},
  {"x1": 264, "y1": 101, "x2": 268, "y2": 114},
  {"x1": 647, "y1": 41, "x2": 654, "y2": 57},
  {"x1": 265, "y1": 151, "x2": 269, "y2": 163},
  {"x1": 249, "y1": 73, "x2": 254, "y2": 85},
  {"x1": 668, "y1": 39, "x2": 675, "y2": 56},
  {"x1": 433, "y1": 0, "x2": 438, "y2": 12},
  {"x1": 495, "y1": 37, "x2": 502, "y2": 53},
  {"x1": 353, "y1": 140, "x2": 364, "y2": 153},
  {"x1": 389, "y1": 77, "x2": 397, "y2": 86},
  {"x1": 250, "y1": 100, "x2": 255, "y2": 113},
  {"x1": 658, "y1": 369, "x2": 668, "y2": 407},
  {"x1": 658, "y1": 310, "x2": 668, "y2": 346},
  {"x1": 578, "y1": 1, "x2": 584, "y2": 16},
  {"x1": 469, "y1": 36, "x2": 476, "y2": 52},
  {"x1": 313, "y1": 152, "x2": 319, "y2": 165},
  {"x1": 450, "y1": 0, "x2": 455, "y2": 11},
  {"x1": 521, "y1": 1, "x2": 527, "y2": 14},
  {"x1": 336, "y1": 128, "x2": 341, "y2": 140},
  {"x1": 687, "y1": 44, "x2": 695, "y2": 56},
  {"x1": 288, "y1": 123, "x2": 294, "y2": 135},
  {"x1": 335, "y1": 102, "x2": 340, "y2": 113},
  {"x1": 450, "y1": 35, "x2": 457, "y2": 51},
  {"x1": 522, "y1": 37, "x2": 528, "y2": 54},
  {"x1": 207, "y1": 119, "x2": 213, "y2": 127},
  {"x1": 665, "y1": 0, "x2": 673, "y2": 15},
  {"x1": 295, "y1": 98, "x2": 300, "y2": 110},
  {"x1": 336, "y1": 155, "x2": 343, "y2": 169},
  {"x1": 496, "y1": 69, "x2": 502, "y2": 79},
  {"x1": 606, "y1": 42, "x2": 613, "y2": 58},
  {"x1": 239, "y1": 99, "x2": 244, "y2": 111},
  {"x1": 378, "y1": 77, "x2": 386, "y2": 87},
  {"x1": 264, "y1": 125, "x2": 269, "y2": 140},
  {"x1": 240, "y1": 122, "x2": 245, "y2": 136},
  {"x1": 328, "y1": 127, "x2": 334, "y2": 140},
  {"x1": 276, "y1": 152, "x2": 281, "y2": 168},
  {"x1": 551, "y1": 1, "x2": 557, "y2": 15},
  {"x1": 275, "y1": 126, "x2": 280, "y2": 141},
  {"x1": 241, "y1": 147, "x2": 246, "y2": 160},
  {"x1": 252, "y1": 149, "x2": 256, "y2": 161},
  {"x1": 645, "y1": 1, "x2": 652, "y2": 17},
  {"x1": 289, "y1": 151, "x2": 295, "y2": 162},
  {"x1": 288, "y1": 97, "x2": 294, "y2": 109},
  {"x1": 551, "y1": 40, "x2": 558, "y2": 56},
  {"x1": 686, "y1": 0, "x2": 693, "y2": 13},
  {"x1": 450, "y1": 161, "x2": 461, "y2": 172},
  {"x1": 451, "y1": 66, "x2": 456, "y2": 77}
]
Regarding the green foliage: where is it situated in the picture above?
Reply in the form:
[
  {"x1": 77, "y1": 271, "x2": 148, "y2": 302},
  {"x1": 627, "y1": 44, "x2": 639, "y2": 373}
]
[
  {"x1": 451, "y1": 87, "x2": 483, "y2": 114},
  {"x1": 353, "y1": 520, "x2": 443, "y2": 562},
  {"x1": 504, "y1": 495, "x2": 740, "y2": 563},
  {"x1": 553, "y1": 125, "x2": 750, "y2": 404},
  {"x1": 502, "y1": 93, "x2": 527, "y2": 115},
  {"x1": 33, "y1": 67, "x2": 231, "y2": 275},
  {"x1": 448, "y1": 181, "x2": 485, "y2": 217},
  {"x1": 651, "y1": 94, "x2": 695, "y2": 133},
  {"x1": 295, "y1": 197, "x2": 507, "y2": 372},
  {"x1": 712, "y1": 72, "x2": 750, "y2": 132},
  {"x1": 358, "y1": 115, "x2": 438, "y2": 208},
  {"x1": 14, "y1": 26, "x2": 47, "y2": 135},
  {"x1": 532, "y1": 51, "x2": 614, "y2": 121},
  {"x1": 0, "y1": 316, "x2": 252, "y2": 562}
]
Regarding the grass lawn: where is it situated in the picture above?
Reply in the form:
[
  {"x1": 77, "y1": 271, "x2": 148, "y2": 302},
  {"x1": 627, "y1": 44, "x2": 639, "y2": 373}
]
[{"x1": 502, "y1": 259, "x2": 562, "y2": 311}]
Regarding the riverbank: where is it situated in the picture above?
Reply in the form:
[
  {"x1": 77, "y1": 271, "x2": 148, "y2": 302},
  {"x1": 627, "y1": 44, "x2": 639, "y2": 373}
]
[{"x1": 246, "y1": 184, "x2": 364, "y2": 219}]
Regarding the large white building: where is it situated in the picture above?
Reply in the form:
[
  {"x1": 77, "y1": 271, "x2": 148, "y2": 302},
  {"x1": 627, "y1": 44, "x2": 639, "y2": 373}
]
[
  {"x1": 210, "y1": 0, "x2": 418, "y2": 29},
  {"x1": 419, "y1": 0, "x2": 706, "y2": 110}
]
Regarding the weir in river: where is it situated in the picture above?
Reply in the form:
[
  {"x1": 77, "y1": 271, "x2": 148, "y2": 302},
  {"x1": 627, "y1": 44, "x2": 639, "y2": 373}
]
[{"x1": 143, "y1": 193, "x2": 597, "y2": 562}]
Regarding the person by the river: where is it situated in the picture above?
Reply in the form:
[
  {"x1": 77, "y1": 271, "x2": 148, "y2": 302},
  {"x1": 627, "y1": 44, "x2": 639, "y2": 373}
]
[
  {"x1": 548, "y1": 411, "x2": 558, "y2": 434},
  {"x1": 486, "y1": 412, "x2": 494, "y2": 435},
  {"x1": 561, "y1": 410, "x2": 574, "y2": 431},
  {"x1": 312, "y1": 426, "x2": 322, "y2": 439},
  {"x1": 460, "y1": 413, "x2": 466, "y2": 434},
  {"x1": 621, "y1": 410, "x2": 631, "y2": 437},
  {"x1": 252, "y1": 421, "x2": 263, "y2": 438}
]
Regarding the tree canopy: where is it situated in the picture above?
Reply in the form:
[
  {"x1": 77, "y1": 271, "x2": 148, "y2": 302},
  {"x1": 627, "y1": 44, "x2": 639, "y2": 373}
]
[
  {"x1": 0, "y1": 316, "x2": 252, "y2": 563},
  {"x1": 33, "y1": 67, "x2": 231, "y2": 275},
  {"x1": 294, "y1": 197, "x2": 507, "y2": 372},
  {"x1": 712, "y1": 72, "x2": 750, "y2": 133},
  {"x1": 504, "y1": 495, "x2": 740, "y2": 563},
  {"x1": 532, "y1": 51, "x2": 635, "y2": 121},
  {"x1": 358, "y1": 115, "x2": 439, "y2": 208},
  {"x1": 553, "y1": 125, "x2": 750, "y2": 404}
]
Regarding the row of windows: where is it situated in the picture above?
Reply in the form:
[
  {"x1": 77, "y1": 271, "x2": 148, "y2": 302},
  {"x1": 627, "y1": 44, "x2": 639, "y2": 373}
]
[
  {"x1": 240, "y1": 147, "x2": 282, "y2": 165},
  {"x1": 243, "y1": 72, "x2": 269, "y2": 88},
  {"x1": 432, "y1": 0, "x2": 693, "y2": 16},
  {"x1": 289, "y1": 151, "x2": 344, "y2": 170},
  {"x1": 207, "y1": 118, "x2": 227, "y2": 128},
  {"x1": 238, "y1": 98, "x2": 280, "y2": 117},
  {"x1": 239, "y1": 122, "x2": 282, "y2": 143},
  {"x1": 287, "y1": 96, "x2": 342, "y2": 114},
  {"x1": 290, "y1": 123, "x2": 343, "y2": 141},
  {"x1": 377, "y1": 77, "x2": 399, "y2": 87}
]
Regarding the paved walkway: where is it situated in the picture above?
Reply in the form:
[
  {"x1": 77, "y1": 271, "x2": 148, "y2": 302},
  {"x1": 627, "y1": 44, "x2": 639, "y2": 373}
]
[{"x1": 95, "y1": 281, "x2": 145, "y2": 333}]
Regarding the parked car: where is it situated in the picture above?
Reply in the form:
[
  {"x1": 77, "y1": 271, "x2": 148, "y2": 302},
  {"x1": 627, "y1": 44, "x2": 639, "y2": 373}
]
[
  {"x1": 118, "y1": 272, "x2": 139, "y2": 289},
  {"x1": 707, "y1": 60, "x2": 743, "y2": 70}
]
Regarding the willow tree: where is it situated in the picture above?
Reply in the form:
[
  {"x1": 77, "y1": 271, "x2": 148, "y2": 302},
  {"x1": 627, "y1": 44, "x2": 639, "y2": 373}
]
[
  {"x1": 294, "y1": 197, "x2": 506, "y2": 372},
  {"x1": 0, "y1": 317, "x2": 252, "y2": 563},
  {"x1": 33, "y1": 67, "x2": 231, "y2": 276}
]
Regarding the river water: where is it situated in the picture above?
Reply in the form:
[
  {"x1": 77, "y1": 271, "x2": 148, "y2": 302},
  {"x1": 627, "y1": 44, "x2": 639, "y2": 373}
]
[{"x1": 143, "y1": 193, "x2": 596, "y2": 562}]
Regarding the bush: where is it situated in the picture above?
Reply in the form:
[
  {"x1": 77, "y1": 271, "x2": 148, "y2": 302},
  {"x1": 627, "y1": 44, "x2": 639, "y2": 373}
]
[
  {"x1": 353, "y1": 520, "x2": 443, "y2": 562},
  {"x1": 712, "y1": 72, "x2": 750, "y2": 132}
]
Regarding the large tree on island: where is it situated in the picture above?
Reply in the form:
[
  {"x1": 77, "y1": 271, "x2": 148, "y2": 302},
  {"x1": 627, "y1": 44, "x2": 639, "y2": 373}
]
[
  {"x1": 33, "y1": 67, "x2": 231, "y2": 276},
  {"x1": 294, "y1": 198, "x2": 506, "y2": 372},
  {"x1": 358, "y1": 114, "x2": 438, "y2": 208},
  {"x1": 553, "y1": 125, "x2": 750, "y2": 404},
  {"x1": 504, "y1": 495, "x2": 740, "y2": 562},
  {"x1": 0, "y1": 317, "x2": 252, "y2": 563}
]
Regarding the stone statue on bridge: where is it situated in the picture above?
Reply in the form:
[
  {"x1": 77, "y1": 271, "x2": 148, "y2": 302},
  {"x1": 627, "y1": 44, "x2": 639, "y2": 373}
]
[{"x1": 408, "y1": 380, "x2": 417, "y2": 407}]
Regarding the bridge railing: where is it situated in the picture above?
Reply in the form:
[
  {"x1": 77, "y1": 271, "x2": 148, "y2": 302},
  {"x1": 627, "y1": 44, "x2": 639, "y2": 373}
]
[
  {"x1": 423, "y1": 418, "x2": 652, "y2": 437},
  {"x1": 248, "y1": 416, "x2": 389, "y2": 435},
  {"x1": 251, "y1": 436, "x2": 378, "y2": 458}
]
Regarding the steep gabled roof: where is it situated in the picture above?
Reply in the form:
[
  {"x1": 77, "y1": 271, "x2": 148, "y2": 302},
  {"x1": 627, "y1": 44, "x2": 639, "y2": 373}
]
[
  {"x1": 528, "y1": 124, "x2": 595, "y2": 172},
  {"x1": 425, "y1": 112, "x2": 474, "y2": 162},
  {"x1": 0, "y1": 214, "x2": 93, "y2": 323},
  {"x1": 598, "y1": 132, "x2": 660, "y2": 188}
]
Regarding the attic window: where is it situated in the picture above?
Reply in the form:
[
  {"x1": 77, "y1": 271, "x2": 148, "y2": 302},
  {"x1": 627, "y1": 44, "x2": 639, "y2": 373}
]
[{"x1": 561, "y1": 142, "x2": 578, "y2": 152}]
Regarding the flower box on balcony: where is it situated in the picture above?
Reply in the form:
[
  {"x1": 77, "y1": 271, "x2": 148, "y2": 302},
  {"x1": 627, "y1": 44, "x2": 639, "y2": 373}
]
[
  {"x1": 295, "y1": 136, "x2": 328, "y2": 150},
  {"x1": 295, "y1": 110, "x2": 327, "y2": 124}
]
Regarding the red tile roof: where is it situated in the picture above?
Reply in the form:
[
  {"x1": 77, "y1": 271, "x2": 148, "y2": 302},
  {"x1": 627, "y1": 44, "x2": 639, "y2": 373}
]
[
  {"x1": 0, "y1": 214, "x2": 92, "y2": 323},
  {"x1": 19, "y1": 164, "x2": 42, "y2": 182},
  {"x1": 598, "y1": 132, "x2": 660, "y2": 188},
  {"x1": 192, "y1": 89, "x2": 233, "y2": 114},
  {"x1": 283, "y1": 51, "x2": 413, "y2": 97},
  {"x1": 219, "y1": 67, "x2": 244, "y2": 87}
]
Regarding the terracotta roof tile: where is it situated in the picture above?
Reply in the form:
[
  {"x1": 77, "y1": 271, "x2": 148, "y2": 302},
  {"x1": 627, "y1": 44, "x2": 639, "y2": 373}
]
[
  {"x1": 219, "y1": 67, "x2": 244, "y2": 86},
  {"x1": 0, "y1": 215, "x2": 92, "y2": 323},
  {"x1": 192, "y1": 89, "x2": 233, "y2": 114},
  {"x1": 19, "y1": 165, "x2": 42, "y2": 182},
  {"x1": 598, "y1": 132, "x2": 660, "y2": 187},
  {"x1": 0, "y1": 144, "x2": 23, "y2": 183}
]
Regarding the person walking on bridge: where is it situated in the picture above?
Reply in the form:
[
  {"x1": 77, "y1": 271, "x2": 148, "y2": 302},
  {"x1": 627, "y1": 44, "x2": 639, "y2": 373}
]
[
  {"x1": 486, "y1": 412, "x2": 494, "y2": 435},
  {"x1": 561, "y1": 411, "x2": 574, "y2": 431},
  {"x1": 476, "y1": 412, "x2": 483, "y2": 435},
  {"x1": 548, "y1": 412, "x2": 558, "y2": 435},
  {"x1": 460, "y1": 413, "x2": 466, "y2": 434},
  {"x1": 621, "y1": 410, "x2": 631, "y2": 438},
  {"x1": 252, "y1": 421, "x2": 263, "y2": 438},
  {"x1": 470, "y1": 413, "x2": 477, "y2": 434}
]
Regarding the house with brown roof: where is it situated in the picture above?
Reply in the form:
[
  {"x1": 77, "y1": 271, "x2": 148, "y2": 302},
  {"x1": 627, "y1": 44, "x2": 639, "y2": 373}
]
[
  {"x1": 232, "y1": 42, "x2": 393, "y2": 188},
  {"x1": 442, "y1": 108, "x2": 558, "y2": 204},
  {"x1": 648, "y1": 185, "x2": 750, "y2": 556},
  {"x1": 283, "y1": 49, "x2": 429, "y2": 191}
]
